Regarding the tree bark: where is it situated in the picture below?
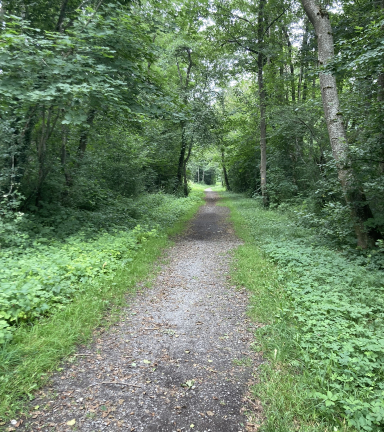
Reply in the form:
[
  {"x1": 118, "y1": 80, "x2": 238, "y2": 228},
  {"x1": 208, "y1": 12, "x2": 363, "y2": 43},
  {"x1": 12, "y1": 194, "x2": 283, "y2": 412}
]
[
  {"x1": 56, "y1": 0, "x2": 69, "y2": 32},
  {"x1": 12, "y1": 106, "x2": 37, "y2": 186},
  {"x1": 301, "y1": 0, "x2": 382, "y2": 248},
  {"x1": 298, "y1": 23, "x2": 309, "y2": 102},
  {"x1": 176, "y1": 48, "x2": 194, "y2": 195},
  {"x1": 182, "y1": 140, "x2": 193, "y2": 196},
  {"x1": 258, "y1": 0, "x2": 268, "y2": 207},
  {"x1": 221, "y1": 148, "x2": 231, "y2": 190},
  {"x1": 282, "y1": 26, "x2": 295, "y2": 103},
  {"x1": 61, "y1": 124, "x2": 72, "y2": 188},
  {"x1": 78, "y1": 108, "x2": 96, "y2": 157},
  {"x1": 177, "y1": 121, "x2": 187, "y2": 192}
]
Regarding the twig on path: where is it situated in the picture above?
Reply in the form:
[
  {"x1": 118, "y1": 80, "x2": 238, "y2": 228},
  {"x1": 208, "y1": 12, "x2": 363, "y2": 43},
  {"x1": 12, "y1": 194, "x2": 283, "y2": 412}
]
[
  {"x1": 245, "y1": 397, "x2": 261, "y2": 410},
  {"x1": 143, "y1": 328, "x2": 160, "y2": 330},
  {"x1": 73, "y1": 353, "x2": 92, "y2": 356},
  {"x1": 101, "y1": 381, "x2": 142, "y2": 388}
]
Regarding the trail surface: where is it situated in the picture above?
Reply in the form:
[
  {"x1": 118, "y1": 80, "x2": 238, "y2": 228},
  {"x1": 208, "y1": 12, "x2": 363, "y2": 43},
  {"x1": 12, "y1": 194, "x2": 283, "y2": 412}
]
[{"x1": 19, "y1": 191, "x2": 261, "y2": 432}]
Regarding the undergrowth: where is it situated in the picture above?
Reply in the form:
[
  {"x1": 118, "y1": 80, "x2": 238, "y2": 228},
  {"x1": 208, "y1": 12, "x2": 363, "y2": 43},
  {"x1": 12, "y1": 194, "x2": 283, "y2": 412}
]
[
  {"x1": 221, "y1": 192, "x2": 384, "y2": 432},
  {"x1": 0, "y1": 187, "x2": 204, "y2": 421},
  {"x1": 0, "y1": 192, "x2": 201, "y2": 344}
]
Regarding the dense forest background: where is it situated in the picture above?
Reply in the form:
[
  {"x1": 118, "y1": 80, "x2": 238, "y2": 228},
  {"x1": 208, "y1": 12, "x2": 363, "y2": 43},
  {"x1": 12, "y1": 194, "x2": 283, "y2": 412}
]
[{"x1": 1, "y1": 0, "x2": 383, "y2": 250}]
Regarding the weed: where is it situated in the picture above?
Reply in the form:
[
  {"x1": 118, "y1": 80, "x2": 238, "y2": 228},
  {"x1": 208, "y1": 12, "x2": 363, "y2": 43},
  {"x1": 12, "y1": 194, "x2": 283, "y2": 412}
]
[{"x1": 232, "y1": 357, "x2": 253, "y2": 367}]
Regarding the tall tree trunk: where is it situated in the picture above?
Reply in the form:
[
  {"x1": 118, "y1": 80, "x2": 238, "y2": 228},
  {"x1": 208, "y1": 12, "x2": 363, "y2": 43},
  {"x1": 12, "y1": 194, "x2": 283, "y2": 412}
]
[
  {"x1": 302, "y1": 0, "x2": 382, "y2": 248},
  {"x1": 12, "y1": 106, "x2": 37, "y2": 186},
  {"x1": 377, "y1": 72, "x2": 384, "y2": 175},
  {"x1": 258, "y1": 0, "x2": 268, "y2": 207},
  {"x1": 175, "y1": 48, "x2": 193, "y2": 195},
  {"x1": 177, "y1": 121, "x2": 187, "y2": 193},
  {"x1": 282, "y1": 26, "x2": 295, "y2": 103},
  {"x1": 278, "y1": 65, "x2": 285, "y2": 103},
  {"x1": 298, "y1": 23, "x2": 309, "y2": 102},
  {"x1": 61, "y1": 124, "x2": 72, "y2": 188},
  {"x1": 56, "y1": 0, "x2": 69, "y2": 32},
  {"x1": 221, "y1": 148, "x2": 231, "y2": 191},
  {"x1": 36, "y1": 107, "x2": 48, "y2": 206},
  {"x1": 78, "y1": 108, "x2": 96, "y2": 157},
  {"x1": 182, "y1": 141, "x2": 193, "y2": 196}
]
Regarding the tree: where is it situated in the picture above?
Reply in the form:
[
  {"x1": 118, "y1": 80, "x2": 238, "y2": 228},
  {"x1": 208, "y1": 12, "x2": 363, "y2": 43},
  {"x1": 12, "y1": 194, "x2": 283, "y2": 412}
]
[
  {"x1": 0, "y1": 2, "x2": 157, "y2": 206},
  {"x1": 301, "y1": 0, "x2": 382, "y2": 248}
]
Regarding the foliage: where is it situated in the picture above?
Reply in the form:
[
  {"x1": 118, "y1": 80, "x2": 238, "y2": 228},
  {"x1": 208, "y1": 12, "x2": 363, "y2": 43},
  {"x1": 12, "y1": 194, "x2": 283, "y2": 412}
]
[{"x1": 0, "y1": 192, "x2": 202, "y2": 345}]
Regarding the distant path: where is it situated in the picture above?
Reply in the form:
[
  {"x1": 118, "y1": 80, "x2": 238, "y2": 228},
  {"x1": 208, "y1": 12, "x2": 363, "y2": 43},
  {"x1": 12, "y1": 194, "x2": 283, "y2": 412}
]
[{"x1": 20, "y1": 191, "x2": 262, "y2": 432}]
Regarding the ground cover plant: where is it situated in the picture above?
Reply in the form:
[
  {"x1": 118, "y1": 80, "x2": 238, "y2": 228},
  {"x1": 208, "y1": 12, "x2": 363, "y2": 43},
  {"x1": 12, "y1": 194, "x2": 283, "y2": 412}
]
[
  {"x1": 221, "y1": 192, "x2": 384, "y2": 432},
  {"x1": 0, "y1": 187, "x2": 204, "y2": 421}
]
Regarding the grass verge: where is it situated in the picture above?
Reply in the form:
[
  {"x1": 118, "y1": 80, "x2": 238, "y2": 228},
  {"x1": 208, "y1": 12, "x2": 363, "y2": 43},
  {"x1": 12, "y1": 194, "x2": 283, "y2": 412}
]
[
  {"x1": 220, "y1": 192, "x2": 384, "y2": 432},
  {"x1": 0, "y1": 187, "x2": 205, "y2": 422}
]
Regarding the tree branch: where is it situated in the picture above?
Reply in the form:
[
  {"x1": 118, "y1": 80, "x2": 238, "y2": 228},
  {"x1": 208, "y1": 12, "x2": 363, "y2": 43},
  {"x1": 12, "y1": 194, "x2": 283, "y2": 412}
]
[{"x1": 263, "y1": 8, "x2": 288, "y2": 38}]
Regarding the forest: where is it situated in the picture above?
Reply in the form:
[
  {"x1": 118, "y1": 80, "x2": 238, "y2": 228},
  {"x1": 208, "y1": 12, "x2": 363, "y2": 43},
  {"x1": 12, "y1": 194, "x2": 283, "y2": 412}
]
[{"x1": 0, "y1": 0, "x2": 383, "y2": 430}]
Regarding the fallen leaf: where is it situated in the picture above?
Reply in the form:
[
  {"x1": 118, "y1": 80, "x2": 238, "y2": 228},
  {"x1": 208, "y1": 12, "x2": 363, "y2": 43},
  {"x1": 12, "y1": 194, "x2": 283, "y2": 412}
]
[
  {"x1": 143, "y1": 360, "x2": 151, "y2": 364},
  {"x1": 66, "y1": 419, "x2": 76, "y2": 426},
  {"x1": 119, "y1": 399, "x2": 124, "y2": 405},
  {"x1": 190, "y1": 425, "x2": 195, "y2": 429},
  {"x1": 207, "y1": 411, "x2": 214, "y2": 416}
]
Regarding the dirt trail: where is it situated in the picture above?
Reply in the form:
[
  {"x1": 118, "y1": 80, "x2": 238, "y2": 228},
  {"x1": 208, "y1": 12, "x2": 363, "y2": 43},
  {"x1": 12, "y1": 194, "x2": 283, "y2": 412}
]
[{"x1": 19, "y1": 191, "x2": 262, "y2": 432}]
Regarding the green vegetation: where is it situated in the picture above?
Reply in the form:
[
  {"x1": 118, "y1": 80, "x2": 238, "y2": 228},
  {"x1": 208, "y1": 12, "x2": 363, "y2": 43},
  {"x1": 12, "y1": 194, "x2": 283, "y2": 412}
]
[
  {"x1": 0, "y1": 187, "x2": 204, "y2": 421},
  {"x1": 0, "y1": 192, "x2": 203, "y2": 344},
  {"x1": 222, "y1": 192, "x2": 384, "y2": 432},
  {"x1": 1, "y1": 0, "x2": 383, "y2": 429}
]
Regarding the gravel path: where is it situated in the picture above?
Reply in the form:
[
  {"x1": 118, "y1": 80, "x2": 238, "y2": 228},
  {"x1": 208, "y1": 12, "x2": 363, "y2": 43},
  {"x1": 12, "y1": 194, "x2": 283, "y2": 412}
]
[{"x1": 17, "y1": 191, "x2": 263, "y2": 432}]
